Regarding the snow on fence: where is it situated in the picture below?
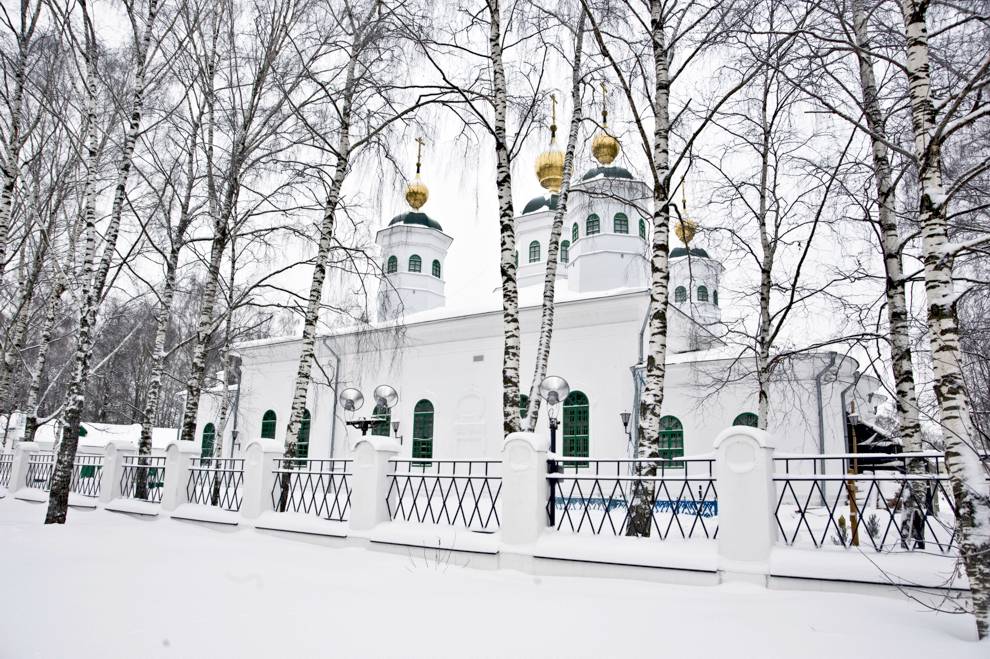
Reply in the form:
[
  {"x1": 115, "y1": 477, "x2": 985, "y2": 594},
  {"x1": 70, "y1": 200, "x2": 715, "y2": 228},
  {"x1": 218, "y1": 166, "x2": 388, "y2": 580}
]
[
  {"x1": 185, "y1": 458, "x2": 244, "y2": 512},
  {"x1": 270, "y1": 458, "x2": 351, "y2": 521},
  {"x1": 773, "y1": 452, "x2": 958, "y2": 553},
  {"x1": 119, "y1": 456, "x2": 167, "y2": 503},
  {"x1": 547, "y1": 456, "x2": 718, "y2": 539},
  {"x1": 0, "y1": 452, "x2": 12, "y2": 487},
  {"x1": 386, "y1": 459, "x2": 501, "y2": 531},
  {"x1": 23, "y1": 452, "x2": 103, "y2": 497}
]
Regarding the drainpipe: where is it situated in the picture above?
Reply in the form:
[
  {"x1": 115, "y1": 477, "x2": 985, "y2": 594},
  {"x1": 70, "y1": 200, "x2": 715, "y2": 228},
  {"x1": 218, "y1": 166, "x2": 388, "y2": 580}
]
[
  {"x1": 228, "y1": 353, "x2": 243, "y2": 458},
  {"x1": 320, "y1": 337, "x2": 342, "y2": 460}
]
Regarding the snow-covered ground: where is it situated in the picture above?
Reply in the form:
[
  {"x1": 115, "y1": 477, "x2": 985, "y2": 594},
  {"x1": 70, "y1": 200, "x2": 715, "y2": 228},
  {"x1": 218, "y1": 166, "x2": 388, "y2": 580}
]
[{"x1": 0, "y1": 499, "x2": 983, "y2": 658}]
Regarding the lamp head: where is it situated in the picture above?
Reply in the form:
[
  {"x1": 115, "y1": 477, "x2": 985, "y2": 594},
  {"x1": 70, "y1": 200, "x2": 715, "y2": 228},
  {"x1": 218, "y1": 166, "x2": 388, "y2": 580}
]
[
  {"x1": 338, "y1": 388, "x2": 365, "y2": 413},
  {"x1": 373, "y1": 384, "x2": 399, "y2": 410},
  {"x1": 539, "y1": 375, "x2": 570, "y2": 407},
  {"x1": 620, "y1": 411, "x2": 631, "y2": 430}
]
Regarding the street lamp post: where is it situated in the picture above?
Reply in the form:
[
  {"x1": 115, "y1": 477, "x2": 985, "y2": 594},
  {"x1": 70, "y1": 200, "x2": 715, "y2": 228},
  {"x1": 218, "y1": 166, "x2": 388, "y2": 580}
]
[
  {"x1": 539, "y1": 375, "x2": 570, "y2": 528},
  {"x1": 338, "y1": 385, "x2": 399, "y2": 437}
]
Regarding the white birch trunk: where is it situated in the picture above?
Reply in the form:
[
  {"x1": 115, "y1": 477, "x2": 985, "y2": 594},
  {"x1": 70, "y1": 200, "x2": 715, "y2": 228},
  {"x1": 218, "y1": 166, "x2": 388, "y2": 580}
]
[
  {"x1": 523, "y1": 11, "x2": 586, "y2": 431},
  {"x1": 900, "y1": 0, "x2": 990, "y2": 637},
  {"x1": 23, "y1": 277, "x2": 64, "y2": 444},
  {"x1": 488, "y1": 0, "x2": 522, "y2": 436}
]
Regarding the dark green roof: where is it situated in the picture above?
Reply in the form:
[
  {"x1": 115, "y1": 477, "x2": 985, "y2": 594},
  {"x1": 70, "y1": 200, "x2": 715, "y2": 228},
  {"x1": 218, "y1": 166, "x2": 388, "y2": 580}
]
[
  {"x1": 522, "y1": 194, "x2": 559, "y2": 214},
  {"x1": 581, "y1": 166, "x2": 634, "y2": 181},
  {"x1": 388, "y1": 211, "x2": 443, "y2": 231},
  {"x1": 670, "y1": 246, "x2": 710, "y2": 259}
]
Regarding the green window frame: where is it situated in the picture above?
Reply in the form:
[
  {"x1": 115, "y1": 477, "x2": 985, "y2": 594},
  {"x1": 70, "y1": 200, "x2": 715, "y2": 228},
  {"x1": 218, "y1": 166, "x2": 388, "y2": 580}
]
[
  {"x1": 639, "y1": 218, "x2": 647, "y2": 239},
  {"x1": 412, "y1": 400, "x2": 434, "y2": 460},
  {"x1": 297, "y1": 409, "x2": 311, "y2": 459},
  {"x1": 261, "y1": 410, "x2": 277, "y2": 439},
  {"x1": 697, "y1": 285, "x2": 709, "y2": 302},
  {"x1": 408, "y1": 254, "x2": 422, "y2": 273},
  {"x1": 201, "y1": 423, "x2": 216, "y2": 460},
  {"x1": 528, "y1": 240, "x2": 541, "y2": 263},
  {"x1": 559, "y1": 240, "x2": 570, "y2": 263},
  {"x1": 562, "y1": 391, "x2": 590, "y2": 467},
  {"x1": 614, "y1": 213, "x2": 629, "y2": 234},
  {"x1": 586, "y1": 214, "x2": 600, "y2": 235},
  {"x1": 658, "y1": 415, "x2": 684, "y2": 465},
  {"x1": 514, "y1": 251, "x2": 518, "y2": 267},
  {"x1": 674, "y1": 286, "x2": 687, "y2": 303},
  {"x1": 572, "y1": 223, "x2": 579, "y2": 242},
  {"x1": 519, "y1": 394, "x2": 529, "y2": 419},
  {"x1": 432, "y1": 259, "x2": 441, "y2": 278},
  {"x1": 713, "y1": 290, "x2": 719, "y2": 306},
  {"x1": 386, "y1": 256, "x2": 398, "y2": 274},
  {"x1": 372, "y1": 403, "x2": 391, "y2": 437},
  {"x1": 733, "y1": 412, "x2": 759, "y2": 428}
]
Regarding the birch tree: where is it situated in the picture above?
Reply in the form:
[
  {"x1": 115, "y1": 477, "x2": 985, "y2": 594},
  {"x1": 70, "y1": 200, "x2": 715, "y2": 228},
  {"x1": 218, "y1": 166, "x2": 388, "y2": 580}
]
[{"x1": 898, "y1": 0, "x2": 990, "y2": 637}]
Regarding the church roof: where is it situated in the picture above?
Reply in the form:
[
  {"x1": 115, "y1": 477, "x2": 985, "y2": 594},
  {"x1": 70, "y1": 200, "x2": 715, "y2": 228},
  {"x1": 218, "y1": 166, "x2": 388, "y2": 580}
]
[
  {"x1": 581, "y1": 165, "x2": 634, "y2": 181},
  {"x1": 388, "y1": 211, "x2": 443, "y2": 231},
  {"x1": 521, "y1": 194, "x2": 559, "y2": 214},
  {"x1": 670, "y1": 246, "x2": 710, "y2": 259}
]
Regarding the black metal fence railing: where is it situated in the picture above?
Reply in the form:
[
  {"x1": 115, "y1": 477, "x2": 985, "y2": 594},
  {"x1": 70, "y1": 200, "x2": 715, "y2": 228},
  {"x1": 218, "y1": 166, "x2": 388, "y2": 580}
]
[
  {"x1": 24, "y1": 452, "x2": 103, "y2": 497},
  {"x1": 271, "y1": 459, "x2": 352, "y2": 521},
  {"x1": 386, "y1": 459, "x2": 501, "y2": 531},
  {"x1": 547, "y1": 457, "x2": 718, "y2": 539},
  {"x1": 186, "y1": 458, "x2": 244, "y2": 511},
  {"x1": 773, "y1": 452, "x2": 958, "y2": 553},
  {"x1": 120, "y1": 456, "x2": 167, "y2": 503},
  {"x1": 0, "y1": 452, "x2": 12, "y2": 488}
]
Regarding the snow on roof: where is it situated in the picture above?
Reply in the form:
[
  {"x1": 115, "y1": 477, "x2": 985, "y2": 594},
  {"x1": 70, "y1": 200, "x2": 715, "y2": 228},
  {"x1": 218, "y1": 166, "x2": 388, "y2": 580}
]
[{"x1": 31, "y1": 421, "x2": 178, "y2": 450}]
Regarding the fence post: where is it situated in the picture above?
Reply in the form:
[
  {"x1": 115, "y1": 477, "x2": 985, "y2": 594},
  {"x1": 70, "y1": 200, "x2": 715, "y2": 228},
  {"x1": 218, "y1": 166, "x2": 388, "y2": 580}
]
[
  {"x1": 348, "y1": 436, "x2": 400, "y2": 531},
  {"x1": 500, "y1": 432, "x2": 549, "y2": 545},
  {"x1": 241, "y1": 438, "x2": 283, "y2": 519},
  {"x1": 161, "y1": 440, "x2": 201, "y2": 511},
  {"x1": 713, "y1": 426, "x2": 777, "y2": 584},
  {"x1": 7, "y1": 441, "x2": 39, "y2": 495},
  {"x1": 99, "y1": 440, "x2": 136, "y2": 504}
]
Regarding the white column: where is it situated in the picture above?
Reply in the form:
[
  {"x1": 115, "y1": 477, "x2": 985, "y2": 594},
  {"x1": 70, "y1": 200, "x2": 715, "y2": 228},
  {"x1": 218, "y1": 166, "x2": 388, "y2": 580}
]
[
  {"x1": 7, "y1": 441, "x2": 39, "y2": 495},
  {"x1": 713, "y1": 426, "x2": 777, "y2": 584},
  {"x1": 348, "y1": 436, "x2": 400, "y2": 531},
  {"x1": 98, "y1": 440, "x2": 136, "y2": 504},
  {"x1": 240, "y1": 438, "x2": 284, "y2": 519},
  {"x1": 161, "y1": 440, "x2": 201, "y2": 511},
  {"x1": 500, "y1": 432, "x2": 550, "y2": 545}
]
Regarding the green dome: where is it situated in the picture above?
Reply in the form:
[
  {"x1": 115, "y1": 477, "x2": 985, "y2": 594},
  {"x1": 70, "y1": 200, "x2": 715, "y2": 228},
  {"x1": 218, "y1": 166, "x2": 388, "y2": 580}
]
[
  {"x1": 522, "y1": 194, "x2": 559, "y2": 214},
  {"x1": 670, "y1": 246, "x2": 710, "y2": 259},
  {"x1": 388, "y1": 211, "x2": 443, "y2": 231},
  {"x1": 581, "y1": 166, "x2": 634, "y2": 181}
]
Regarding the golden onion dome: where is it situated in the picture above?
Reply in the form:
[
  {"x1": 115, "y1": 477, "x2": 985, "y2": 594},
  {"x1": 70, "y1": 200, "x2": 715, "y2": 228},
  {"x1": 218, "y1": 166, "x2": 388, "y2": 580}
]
[
  {"x1": 536, "y1": 94, "x2": 565, "y2": 193},
  {"x1": 674, "y1": 216, "x2": 697, "y2": 245},
  {"x1": 592, "y1": 82, "x2": 620, "y2": 166},
  {"x1": 405, "y1": 177, "x2": 428, "y2": 210},
  {"x1": 405, "y1": 137, "x2": 429, "y2": 210}
]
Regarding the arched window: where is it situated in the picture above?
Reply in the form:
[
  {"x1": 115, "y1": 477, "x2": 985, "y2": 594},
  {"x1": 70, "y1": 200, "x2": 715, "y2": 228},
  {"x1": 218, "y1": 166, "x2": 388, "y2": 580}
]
[
  {"x1": 697, "y1": 285, "x2": 709, "y2": 302},
  {"x1": 572, "y1": 223, "x2": 579, "y2": 242},
  {"x1": 432, "y1": 259, "x2": 441, "y2": 278},
  {"x1": 639, "y1": 218, "x2": 647, "y2": 239},
  {"x1": 408, "y1": 254, "x2": 422, "y2": 273},
  {"x1": 733, "y1": 412, "x2": 759, "y2": 428},
  {"x1": 78, "y1": 426, "x2": 88, "y2": 438},
  {"x1": 614, "y1": 213, "x2": 629, "y2": 234},
  {"x1": 519, "y1": 394, "x2": 529, "y2": 419},
  {"x1": 659, "y1": 415, "x2": 684, "y2": 464},
  {"x1": 412, "y1": 400, "x2": 434, "y2": 459},
  {"x1": 560, "y1": 240, "x2": 570, "y2": 263},
  {"x1": 528, "y1": 240, "x2": 541, "y2": 263},
  {"x1": 386, "y1": 256, "x2": 398, "y2": 274},
  {"x1": 201, "y1": 423, "x2": 216, "y2": 460},
  {"x1": 372, "y1": 403, "x2": 390, "y2": 437},
  {"x1": 674, "y1": 286, "x2": 687, "y2": 303},
  {"x1": 713, "y1": 290, "x2": 719, "y2": 306},
  {"x1": 297, "y1": 409, "x2": 311, "y2": 459},
  {"x1": 563, "y1": 391, "x2": 590, "y2": 465},
  {"x1": 261, "y1": 410, "x2": 277, "y2": 439},
  {"x1": 586, "y1": 214, "x2": 600, "y2": 235},
  {"x1": 514, "y1": 251, "x2": 518, "y2": 267}
]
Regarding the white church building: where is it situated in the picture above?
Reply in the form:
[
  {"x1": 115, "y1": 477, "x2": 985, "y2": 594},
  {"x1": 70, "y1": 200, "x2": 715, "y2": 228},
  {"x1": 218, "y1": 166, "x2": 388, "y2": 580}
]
[{"x1": 192, "y1": 119, "x2": 885, "y2": 467}]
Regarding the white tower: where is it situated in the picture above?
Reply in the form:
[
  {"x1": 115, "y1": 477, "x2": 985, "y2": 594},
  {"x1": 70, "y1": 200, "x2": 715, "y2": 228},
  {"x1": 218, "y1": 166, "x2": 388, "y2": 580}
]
[
  {"x1": 376, "y1": 140, "x2": 452, "y2": 320},
  {"x1": 666, "y1": 200, "x2": 724, "y2": 353},
  {"x1": 566, "y1": 89, "x2": 651, "y2": 293}
]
